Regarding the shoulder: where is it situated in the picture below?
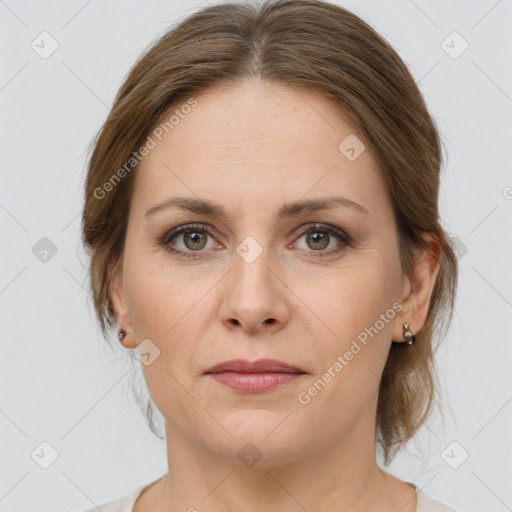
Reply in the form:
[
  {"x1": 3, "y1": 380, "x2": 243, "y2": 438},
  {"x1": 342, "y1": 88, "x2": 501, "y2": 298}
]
[
  {"x1": 416, "y1": 489, "x2": 460, "y2": 512},
  {"x1": 79, "y1": 485, "x2": 145, "y2": 512}
]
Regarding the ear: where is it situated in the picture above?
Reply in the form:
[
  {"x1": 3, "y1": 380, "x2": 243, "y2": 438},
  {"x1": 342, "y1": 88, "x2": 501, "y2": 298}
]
[
  {"x1": 108, "y1": 258, "x2": 137, "y2": 348},
  {"x1": 393, "y1": 232, "x2": 442, "y2": 343}
]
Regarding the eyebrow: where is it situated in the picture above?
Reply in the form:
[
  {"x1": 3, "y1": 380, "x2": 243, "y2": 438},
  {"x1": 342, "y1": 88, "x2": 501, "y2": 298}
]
[{"x1": 144, "y1": 196, "x2": 370, "y2": 220}]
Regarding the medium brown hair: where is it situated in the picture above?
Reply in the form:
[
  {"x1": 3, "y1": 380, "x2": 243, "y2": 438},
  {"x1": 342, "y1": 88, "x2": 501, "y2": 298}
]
[{"x1": 81, "y1": 0, "x2": 458, "y2": 465}]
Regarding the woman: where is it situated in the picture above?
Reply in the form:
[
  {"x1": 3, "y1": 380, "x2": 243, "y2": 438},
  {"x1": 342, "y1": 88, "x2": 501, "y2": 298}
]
[{"x1": 81, "y1": 0, "x2": 460, "y2": 510}]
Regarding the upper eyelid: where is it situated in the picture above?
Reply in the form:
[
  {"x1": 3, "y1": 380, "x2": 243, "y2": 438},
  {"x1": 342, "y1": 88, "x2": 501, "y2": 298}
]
[{"x1": 169, "y1": 221, "x2": 339, "y2": 235}]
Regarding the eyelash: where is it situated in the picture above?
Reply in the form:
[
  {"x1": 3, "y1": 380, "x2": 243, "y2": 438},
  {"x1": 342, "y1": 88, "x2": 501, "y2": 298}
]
[{"x1": 157, "y1": 222, "x2": 353, "y2": 260}]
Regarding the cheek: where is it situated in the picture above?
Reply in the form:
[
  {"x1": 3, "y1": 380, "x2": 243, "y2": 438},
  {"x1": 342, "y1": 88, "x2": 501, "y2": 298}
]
[
  {"x1": 124, "y1": 252, "x2": 212, "y2": 367},
  {"x1": 301, "y1": 261, "x2": 397, "y2": 343},
  {"x1": 125, "y1": 273, "x2": 173, "y2": 336},
  {"x1": 124, "y1": 264, "x2": 207, "y2": 422},
  {"x1": 124, "y1": 247, "x2": 184, "y2": 331},
  {"x1": 297, "y1": 271, "x2": 395, "y2": 426},
  {"x1": 296, "y1": 258, "x2": 400, "y2": 408}
]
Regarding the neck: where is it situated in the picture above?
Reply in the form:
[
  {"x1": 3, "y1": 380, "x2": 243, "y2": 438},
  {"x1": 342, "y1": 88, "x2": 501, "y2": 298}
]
[{"x1": 146, "y1": 399, "x2": 416, "y2": 512}]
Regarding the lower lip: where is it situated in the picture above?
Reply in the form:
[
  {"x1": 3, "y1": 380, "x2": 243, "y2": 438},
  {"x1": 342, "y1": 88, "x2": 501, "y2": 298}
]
[{"x1": 207, "y1": 371, "x2": 304, "y2": 393}]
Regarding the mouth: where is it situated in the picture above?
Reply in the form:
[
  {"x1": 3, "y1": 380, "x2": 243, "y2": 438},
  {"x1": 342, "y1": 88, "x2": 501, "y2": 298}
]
[
  {"x1": 204, "y1": 358, "x2": 306, "y2": 393},
  {"x1": 205, "y1": 358, "x2": 305, "y2": 374}
]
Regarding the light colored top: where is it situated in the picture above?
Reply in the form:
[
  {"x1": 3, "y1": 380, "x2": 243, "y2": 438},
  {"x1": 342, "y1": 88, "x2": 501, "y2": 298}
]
[{"x1": 81, "y1": 478, "x2": 459, "y2": 512}]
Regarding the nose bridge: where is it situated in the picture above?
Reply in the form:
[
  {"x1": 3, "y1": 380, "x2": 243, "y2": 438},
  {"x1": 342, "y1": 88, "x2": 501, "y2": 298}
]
[
  {"x1": 232, "y1": 234, "x2": 276, "y2": 301},
  {"x1": 219, "y1": 232, "x2": 289, "y2": 332}
]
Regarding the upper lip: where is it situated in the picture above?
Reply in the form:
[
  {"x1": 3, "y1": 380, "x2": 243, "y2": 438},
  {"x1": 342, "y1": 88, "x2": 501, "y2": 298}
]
[{"x1": 205, "y1": 358, "x2": 305, "y2": 374}]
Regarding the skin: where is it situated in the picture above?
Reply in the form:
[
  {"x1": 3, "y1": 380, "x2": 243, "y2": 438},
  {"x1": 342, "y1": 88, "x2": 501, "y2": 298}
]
[{"x1": 110, "y1": 80, "x2": 441, "y2": 512}]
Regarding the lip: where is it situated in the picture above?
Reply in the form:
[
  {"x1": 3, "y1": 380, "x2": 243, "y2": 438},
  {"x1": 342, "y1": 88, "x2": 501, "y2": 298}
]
[
  {"x1": 205, "y1": 358, "x2": 306, "y2": 393},
  {"x1": 205, "y1": 358, "x2": 305, "y2": 374}
]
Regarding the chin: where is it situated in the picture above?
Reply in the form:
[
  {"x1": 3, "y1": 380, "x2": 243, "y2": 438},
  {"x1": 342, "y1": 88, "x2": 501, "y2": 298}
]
[{"x1": 201, "y1": 410, "x2": 306, "y2": 467}]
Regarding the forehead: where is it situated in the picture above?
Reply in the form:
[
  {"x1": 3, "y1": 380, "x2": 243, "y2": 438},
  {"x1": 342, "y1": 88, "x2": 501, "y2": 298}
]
[{"x1": 131, "y1": 81, "x2": 388, "y2": 219}]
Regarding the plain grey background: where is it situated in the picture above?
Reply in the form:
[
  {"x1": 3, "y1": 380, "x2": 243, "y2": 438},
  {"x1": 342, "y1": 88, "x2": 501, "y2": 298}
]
[{"x1": 1, "y1": 1, "x2": 511, "y2": 511}]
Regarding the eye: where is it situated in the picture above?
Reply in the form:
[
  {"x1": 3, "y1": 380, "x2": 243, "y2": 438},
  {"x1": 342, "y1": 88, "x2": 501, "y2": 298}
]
[
  {"x1": 157, "y1": 222, "x2": 352, "y2": 260},
  {"x1": 292, "y1": 223, "x2": 352, "y2": 258},
  {"x1": 158, "y1": 223, "x2": 219, "y2": 258}
]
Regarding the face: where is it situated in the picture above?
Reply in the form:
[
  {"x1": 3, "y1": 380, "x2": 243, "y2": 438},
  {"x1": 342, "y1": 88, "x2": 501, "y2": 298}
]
[{"x1": 111, "y1": 81, "x2": 435, "y2": 465}]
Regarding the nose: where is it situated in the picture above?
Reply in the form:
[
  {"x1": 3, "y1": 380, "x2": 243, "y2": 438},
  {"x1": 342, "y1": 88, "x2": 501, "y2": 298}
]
[{"x1": 219, "y1": 244, "x2": 290, "y2": 334}]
